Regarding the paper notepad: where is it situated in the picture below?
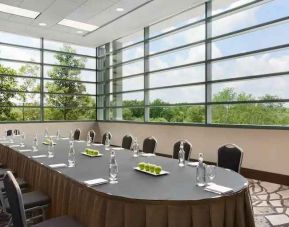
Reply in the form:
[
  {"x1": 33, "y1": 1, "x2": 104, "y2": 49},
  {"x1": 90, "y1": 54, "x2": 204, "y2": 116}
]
[
  {"x1": 84, "y1": 178, "x2": 108, "y2": 186},
  {"x1": 112, "y1": 147, "x2": 124, "y2": 151},
  {"x1": 9, "y1": 144, "x2": 20, "y2": 148},
  {"x1": 187, "y1": 162, "x2": 199, "y2": 167},
  {"x1": 92, "y1": 143, "x2": 103, "y2": 146},
  {"x1": 31, "y1": 155, "x2": 47, "y2": 159},
  {"x1": 141, "y1": 153, "x2": 156, "y2": 157},
  {"x1": 19, "y1": 149, "x2": 32, "y2": 153},
  {"x1": 49, "y1": 163, "x2": 67, "y2": 169},
  {"x1": 204, "y1": 183, "x2": 234, "y2": 195}
]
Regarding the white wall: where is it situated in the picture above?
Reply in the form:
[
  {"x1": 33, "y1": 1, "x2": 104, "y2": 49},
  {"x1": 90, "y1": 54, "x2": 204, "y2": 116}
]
[
  {"x1": 0, "y1": 122, "x2": 98, "y2": 141},
  {"x1": 97, "y1": 122, "x2": 289, "y2": 176}
]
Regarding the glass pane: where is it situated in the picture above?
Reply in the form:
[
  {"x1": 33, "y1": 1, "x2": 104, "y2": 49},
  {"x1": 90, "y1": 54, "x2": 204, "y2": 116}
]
[
  {"x1": 108, "y1": 92, "x2": 144, "y2": 107},
  {"x1": 149, "y1": 85, "x2": 205, "y2": 104},
  {"x1": 149, "y1": 64, "x2": 205, "y2": 88},
  {"x1": 211, "y1": 48, "x2": 289, "y2": 80},
  {"x1": 0, "y1": 31, "x2": 40, "y2": 48},
  {"x1": 0, "y1": 45, "x2": 40, "y2": 62},
  {"x1": 109, "y1": 107, "x2": 144, "y2": 121},
  {"x1": 211, "y1": 102, "x2": 289, "y2": 126},
  {"x1": 44, "y1": 40, "x2": 95, "y2": 56},
  {"x1": 212, "y1": 0, "x2": 289, "y2": 37},
  {"x1": 112, "y1": 59, "x2": 144, "y2": 77},
  {"x1": 212, "y1": 21, "x2": 289, "y2": 58},
  {"x1": 0, "y1": 61, "x2": 40, "y2": 77},
  {"x1": 211, "y1": 76, "x2": 289, "y2": 102},
  {"x1": 149, "y1": 105, "x2": 205, "y2": 123},
  {"x1": 111, "y1": 43, "x2": 144, "y2": 64},
  {"x1": 44, "y1": 66, "x2": 96, "y2": 82},
  {"x1": 212, "y1": 0, "x2": 255, "y2": 16},
  {"x1": 44, "y1": 80, "x2": 96, "y2": 95},
  {"x1": 97, "y1": 108, "x2": 104, "y2": 120},
  {"x1": 97, "y1": 83, "x2": 105, "y2": 95},
  {"x1": 0, "y1": 107, "x2": 41, "y2": 121},
  {"x1": 150, "y1": 24, "x2": 205, "y2": 54},
  {"x1": 44, "y1": 51, "x2": 96, "y2": 69},
  {"x1": 113, "y1": 30, "x2": 144, "y2": 50},
  {"x1": 44, "y1": 108, "x2": 95, "y2": 121},
  {"x1": 1, "y1": 77, "x2": 40, "y2": 92},
  {"x1": 44, "y1": 94, "x2": 95, "y2": 107},
  {"x1": 149, "y1": 44, "x2": 205, "y2": 71},
  {"x1": 109, "y1": 76, "x2": 144, "y2": 92},
  {"x1": 0, "y1": 92, "x2": 40, "y2": 106},
  {"x1": 149, "y1": 5, "x2": 205, "y2": 37},
  {"x1": 97, "y1": 96, "x2": 105, "y2": 107}
]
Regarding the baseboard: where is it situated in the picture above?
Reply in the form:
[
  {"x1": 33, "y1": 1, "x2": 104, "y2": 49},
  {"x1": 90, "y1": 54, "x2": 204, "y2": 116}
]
[{"x1": 155, "y1": 152, "x2": 289, "y2": 186}]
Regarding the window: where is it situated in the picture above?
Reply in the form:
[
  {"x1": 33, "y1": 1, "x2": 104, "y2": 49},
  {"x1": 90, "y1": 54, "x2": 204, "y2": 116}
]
[
  {"x1": 97, "y1": 0, "x2": 289, "y2": 128},
  {"x1": 0, "y1": 32, "x2": 96, "y2": 122}
]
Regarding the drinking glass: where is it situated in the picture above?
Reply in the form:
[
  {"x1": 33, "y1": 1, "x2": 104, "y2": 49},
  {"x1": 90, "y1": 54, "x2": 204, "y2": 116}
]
[
  {"x1": 133, "y1": 143, "x2": 139, "y2": 157},
  {"x1": 68, "y1": 141, "x2": 76, "y2": 167},
  {"x1": 20, "y1": 133, "x2": 25, "y2": 147},
  {"x1": 206, "y1": 165, "x2": 216, "y2": 184},
  {"x1": 86, "y1": 133, "x2": 92, "y2": 146},
  {"x1": 56, "y1": 130, "x2": 60, "y2": 140},
  {"x1": 32, "y1": 135, "x2": 38, "y2": 152},
  {"x1": 48, "y1": 138, "x2": 55, "y2": 158}
]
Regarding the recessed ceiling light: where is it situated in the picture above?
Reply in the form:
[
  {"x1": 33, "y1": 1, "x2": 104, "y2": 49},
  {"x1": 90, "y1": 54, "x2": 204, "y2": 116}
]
[
  {"x1": 38, "y1": 23, "x2": 47, "y2": 26},
  {"x1": 0, "y1": 3, "x2": 40, "y2": 19},
  {"x1": 76, "y1": 30, "x2": 83, "y2": 34},
  {"x1": 58, "y1": 19, "x2": 98, "y2": 32},
  {"x1": 116, "y1": 8, "x2": 124, "y2": 12}
]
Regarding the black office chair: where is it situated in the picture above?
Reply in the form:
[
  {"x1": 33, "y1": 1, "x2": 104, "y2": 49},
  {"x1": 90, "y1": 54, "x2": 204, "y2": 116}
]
[
  {"x1": 14, "y1": 129, "x2": 20, "y2": 135},
  {"x1": 217, "y1": 144, "x2": 243, "y2": 173},
  {"x1": 102, "y1": 132, "x2": 112, "y2": 145},
  {"x1": 6, "y1": 130, "x2": 13, "y2": 136},
  {"x1": 142, "y1": 137, "x2": 157, "y2": 154},
  {"x1": 122, "y1": 135, "x2": 133, "y2": 150},
  {"x1": 172, "y1": 140, "x2": 192, "y2": 161},
  {"x1": 88, "y1": 130, "x2": 96, "y2": 143},
  {"x1": 4, "y1": 171, "x2": 82, "y2": 227},
  {"x1": 73, "y1": 129, "x2": 81, "y2": 141}
]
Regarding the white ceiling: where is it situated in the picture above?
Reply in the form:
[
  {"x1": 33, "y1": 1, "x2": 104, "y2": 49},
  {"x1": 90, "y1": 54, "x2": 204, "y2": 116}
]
[{"x1": 0, "y1": 0, "x2": 205, "y2": 47}]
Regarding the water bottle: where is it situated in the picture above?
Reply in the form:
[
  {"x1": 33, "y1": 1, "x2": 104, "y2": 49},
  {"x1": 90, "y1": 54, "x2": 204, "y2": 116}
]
[
  {"x1": 32, "y1": 135, "x2": 38, "y2": 152},
  {"x1": 105, "y1": 134, "x2": 110, "y2": 150},
  {"x1": 48, "y1": 137, "x2": 55, "y2": 158},
  {"x1": 20, "y1": 132, "x2": 25, "y2": 147},
  {"x1": 178, "y1": 141, "x2": 185, "y2": 167},
  {"x1": 109, "y1": 150, "x2": 118, "y2": 184},
  {"x1": 132, "y1": 137, "x2": 139, "y2": 157},
  {"x1": 56, "y1": 130, "x2": 60, "y2": 140},
  {"x1": 68, "y1": 141, "x2": 76, "y2": 167},
  {"x1": 196, "y1": 153, "x2": 206, "y2": 187},
  {"x1": 86, "y1": 133, "x2": 92, "y2": 146},
  {"x1": 44, "y1": 128, "x2": 49, "y2": 138}
]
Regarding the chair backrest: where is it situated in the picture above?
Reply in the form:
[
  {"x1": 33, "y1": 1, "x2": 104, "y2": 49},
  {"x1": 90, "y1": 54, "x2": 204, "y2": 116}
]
[
  {"x1": 122, "y1": 135, "x2": 133, "y2": 150},
  {"x1": 88, "y1": 130, "x2": 96, "y2": 142},
  {"x1": 14, "y1": 129, "x2": 20, "y2": 135},
  {"x1": 7, "y1": 129, "x2": 13, "y2": 136},
  {"x1": 74, "y1": 129, "x2": 81, "y2": 140},
  {"x1": 3, "y1": 171, "x2": 27, "y2": 227},
  {"x1": 102, "y1": 132, "x2": 112, "y2": 144},
  {"x1": 217, "y1": 144, "x2": 243, "y2": 173},
  {"x1": 172, "y1": 140, "x2": 192, "y2": 161},
  {"x1": 143, "y1": 137, "x2": 157, "y2": 154}
]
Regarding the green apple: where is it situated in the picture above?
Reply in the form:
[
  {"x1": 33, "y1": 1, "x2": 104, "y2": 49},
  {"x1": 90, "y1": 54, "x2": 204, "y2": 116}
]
[
  {"x1": 149, "y1": 164, "x2": 156, "y2": 173},
  {"x1": 138, "y1": 162, "x2": 145, "y2": 170},
  {"x1": 144, "y1": 163, "x2": 150, "y2": 172},
  {"x1": 155, "y1": 166, "x2": 162, "y2": 174}
]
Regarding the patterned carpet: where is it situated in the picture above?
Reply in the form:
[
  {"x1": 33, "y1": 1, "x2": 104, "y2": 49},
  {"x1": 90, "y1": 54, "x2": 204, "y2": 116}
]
[{"x1": 0, "y1": 180, "x2": 288, "y2": 226}]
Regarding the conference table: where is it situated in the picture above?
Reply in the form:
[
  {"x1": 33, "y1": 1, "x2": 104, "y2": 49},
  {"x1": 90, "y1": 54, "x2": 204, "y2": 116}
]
[{"x1": 0, "y1": 135, "x2": 255, "y2": 227}]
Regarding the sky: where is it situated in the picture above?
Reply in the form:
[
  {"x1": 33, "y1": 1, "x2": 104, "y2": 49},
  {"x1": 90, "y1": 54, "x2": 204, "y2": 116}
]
[{"x1": 1, "y1": 0, "x2": 289, "y2": 106}]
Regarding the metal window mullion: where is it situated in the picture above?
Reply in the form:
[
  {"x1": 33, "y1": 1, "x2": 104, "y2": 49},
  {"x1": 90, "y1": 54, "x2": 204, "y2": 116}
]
[
  {"x1": 40, "y1": 38, "x2": 44, "y2": 122},
  {"x1": 144, "y1": 27, "x2": 150, "y2": 122},
  {"x1": 205, "y1": 1, "x2": 212, "y2": 125}
]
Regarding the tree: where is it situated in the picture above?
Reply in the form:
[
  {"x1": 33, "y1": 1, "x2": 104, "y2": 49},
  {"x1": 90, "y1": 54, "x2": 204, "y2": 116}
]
[
  {"x1": 0, "y1": 64, "x2": 18, "y2": 121},
  {"x1": 45, "y1": 45, "x2": 95, "y2": 120}
]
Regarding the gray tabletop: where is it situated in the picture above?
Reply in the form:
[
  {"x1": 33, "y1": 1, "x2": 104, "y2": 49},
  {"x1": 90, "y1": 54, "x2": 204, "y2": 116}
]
[{"x1": 2, "y1": 136, "x2": 248, "y2": 202}]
